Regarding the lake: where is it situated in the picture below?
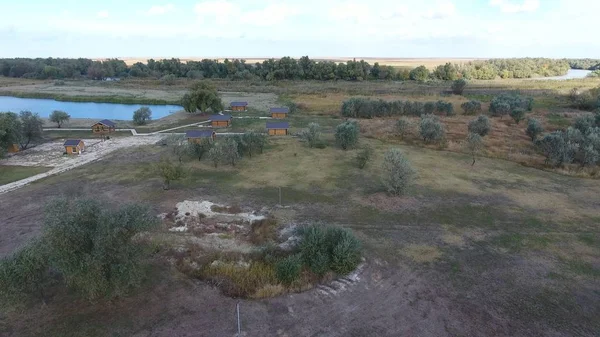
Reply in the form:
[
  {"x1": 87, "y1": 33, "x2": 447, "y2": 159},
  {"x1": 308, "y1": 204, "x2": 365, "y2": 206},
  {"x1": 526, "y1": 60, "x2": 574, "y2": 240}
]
[
  {"x1": 536, "y1": 69, "x2": 592, "y2": 81},
  {"x1": 0, "y1": 96, "x2": 183, "y2": 120}
]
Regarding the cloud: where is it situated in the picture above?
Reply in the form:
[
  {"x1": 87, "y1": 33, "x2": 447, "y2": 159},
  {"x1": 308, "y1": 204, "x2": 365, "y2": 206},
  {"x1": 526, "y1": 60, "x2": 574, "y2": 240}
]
[
  {"x1": 96, "y1": 10, "x2": 109, "y2": 19},
  {"x1": 424, "y1": 1, "x2": 457, "y2": 19},
  {"x1": 146, "y1": 4, "x2": 175, "y2": 16},
  {"x1": 243, "y1": 4, "x2": 302, "y2": 26},
  {"x1": 490, "y1": 0, "x2": 540, "y2": 13},
  {"x1": 194, "y1": 0, "x2": 240, "y2": 24}
]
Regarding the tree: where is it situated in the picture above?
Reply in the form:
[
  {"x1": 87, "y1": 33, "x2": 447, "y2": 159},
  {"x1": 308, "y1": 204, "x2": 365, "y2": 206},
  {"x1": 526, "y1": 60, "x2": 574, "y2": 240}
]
[
  {"x1": 162, "y1": 134, "x2": 187, "y2": 163},
  {"x1": 0, "y1": 239, "x2": 50, "y2": 305},
  {"x1": 573, "y1": 113, "x2": 596, "y2": 133},
  {"x1": 132, "y1": 107, "x2": 152, "y2": 125},
  {"x1": 536, "y1": 132, "x2": 577, "y2": 167},
  {"x1": 491, "y1": 102, "x2": 511, "y2": 119},
  {"x1": 468, "y1": 115, "x2": 491, "y2": 137},
  {"x1": 381, "y1": 148, "x2": 416, "y2": 195},
  {"x1": 526, "y1": 118, "x2": 544, "y2": 141},
  {"x1": 207, "y1": 143, "x2": 223, "y2": 167},
  {"x1": 510, "y1": 108, "x2": 526, "y2": 124},
  {"x1": 300, "y1": 122, "x2": 321, "y2": 148},
  {"x1": 222, "y1": 138, "x2": 240, "y2": 166},
  {"x1": 182, "y1": 82, "x2": 223, "y2": 113},
  {"x1": 335, "y1": 121, "x2": 359, "y2": 150},
  {"x1": 436, "y1": 100, "x2": 454, "y2": 116},
  {"x1": 187, "y1": 138, "x2": 212, "y2": 161},
  {"x1": 465, "y1": 133, "x2": 483, "y2": 166},
  {"x1": 18, "y1": 111, "x2": 43, "y2": 150},
  {"x1": 461, "y1": 100, "x2": 482, "y2": 115},
  {"x1": 355, "y1": 145, "x2": 373, "y2": 169},
  {"x1": 155, "y1": 157, "x2": 186, "y2": 190},
  {"x1": 410, "y1": 66, "x2": 430, "y2": 82},
  {"x1": 0, "y1": 112, "x2": 22, "y2": 158},
  {"x1": 396, "y1": 118, "x2": 411, "y2": 139},
  {"x1": 451, "y1": 79, "x2": 467, "y2": 95},
  {"x1": 49, "y1": 110, "x2": 70, "y2": 128},
  {"x1": 43, "y1": 198, "x2": 158, "y2": 300},
  {"x1": 419, "y1": 114, "x2": 445, "y2": 143}
]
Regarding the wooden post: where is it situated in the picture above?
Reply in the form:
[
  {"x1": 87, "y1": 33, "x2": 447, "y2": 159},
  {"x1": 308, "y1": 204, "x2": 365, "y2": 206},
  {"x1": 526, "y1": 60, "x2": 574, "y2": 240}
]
[{"x1": 279, "y1": 187, "x2": 282, "y2": 206}]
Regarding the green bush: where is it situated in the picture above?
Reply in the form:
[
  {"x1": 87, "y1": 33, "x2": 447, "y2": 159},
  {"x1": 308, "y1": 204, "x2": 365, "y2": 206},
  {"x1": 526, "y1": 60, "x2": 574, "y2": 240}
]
[
  {"x1": 526, "y1": 118, "x2": 544, "y2": 141},
  {"x1": 275, "y1": 254, "x2": 302, "y2": 285},
  {"x1": 381, "y1": 148, "x2": 416, "y2": 195},
  {"x1": 340, "y1": 98, "x2": 453, "y2": 118},
  {"x1": 490, "y1": 94, "x2": 534, "y2": 118},
  {"x1": 300, "y1": 122, "x2": 321, "y2": 148},
  {"x1": 0, "y1": 239, "x2": 50, "y2": 305},
  {"x1": 410, "y1": 66, "x2": 430, "y2": 82},
  {"x1": 573, "y1": 113, "x2": 597, "y2": 133},
  {"x1": 451, "y1": 78, "x2": 467, "y2": 95},
  {"x1": 461, "y1": 100, "x2": 482, "y2": 115},
  {"x1": 419, "y1": 114, "x2": 445, "y2": 143},
  {"x1": 133, "y1": 107, "x2": 152, "y2": 125},
  {"x1": 335, "y1": 121, "x2": 359, "y2": 150},
  {"x1": 396, "y1": 118, "x2": 411, "y2": 138},
  {"x1": 468, "y1": 115, "x2": 491, "y2": 137},
  {"x1": 424, "y1": 102, "x2": 436, "y2": 115},
  {"x1": 329, "y1": 230, "x2": 362, "y2": 275},
  {"x1": 510, "y1": 108, "x2": 526, "y2": 124},
  {"x1": 355, "y1": 145, "x2": 373, "y2": 169},
  {"x1": 436, "y1": 100, "x2": 454, "y2": 116}
]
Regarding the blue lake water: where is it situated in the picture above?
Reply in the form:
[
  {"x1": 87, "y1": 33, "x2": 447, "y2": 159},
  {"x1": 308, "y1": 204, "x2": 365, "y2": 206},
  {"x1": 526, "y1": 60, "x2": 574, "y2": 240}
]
[
  {"x1": 536, "y1": 69, "x2": 592, "y2": 81},
  {"x1": 0, "y1": 96, "x2": 183, "y2": 120}
]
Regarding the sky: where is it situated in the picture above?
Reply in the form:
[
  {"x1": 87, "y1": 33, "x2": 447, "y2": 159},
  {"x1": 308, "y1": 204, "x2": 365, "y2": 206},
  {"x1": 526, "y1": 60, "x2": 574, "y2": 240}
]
[{"x1": 0, "y1": 0, "x2": 598, "y2": 59}]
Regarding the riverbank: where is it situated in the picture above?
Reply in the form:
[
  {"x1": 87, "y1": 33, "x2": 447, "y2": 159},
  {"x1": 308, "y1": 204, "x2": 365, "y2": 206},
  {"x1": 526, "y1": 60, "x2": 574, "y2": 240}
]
[{"x1": 0, "y1": 91, "x2": 180, "y2": 105}]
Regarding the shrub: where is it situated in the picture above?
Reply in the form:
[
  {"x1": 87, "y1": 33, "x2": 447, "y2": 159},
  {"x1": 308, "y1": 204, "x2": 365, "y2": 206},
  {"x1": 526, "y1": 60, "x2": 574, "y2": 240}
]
[
  {"x1": 160, "y1": 74, "x2": 177, "y2": 85},
  {"x1": 410, "y1": 66, "x2": 430, "y2": 82},
  {"x1": 491, "y1": 102, "x2": 511, "y2": 119},
  {"x1": 335, "y1": 121, "x2": 359, "y2": 150},
  {"x1": 381, "y1": 148, "x2": 416, "y2": 195},
  {"x1": 132, "y1": 107, "x2": 152, "y2": 125},
  {"x1": 468, "y1": 115, "x2": 491, "y2": 137},
  {"x1": 298, "y1": 225, "x2": 361, "y2": 277},
  {"x1": 424, "y1": 102, "x2": 436, "y2": 115},
  {"x1": 155, "y1": 157, "x2": 186, "y2": 190},
  {"x1": 355, "y1": 145, "x2": 373, "y2": 169},
  {"x1": 299, "y1": 225, "x2": 330, "y2": 276},
  {"x1": 461, "y1": 100, "x2": 482, "y2": 115},
  {"x1": 208, "y1": 143, "x2": 224, "y2": 168},
  {"x1": 465, "y1": 132, "x2": 484, "y2": 166},
  {"x1": 329, "y1": 229, "x2": 362, "y2": 275},
  {"x1": 187, "y1": 138, "x2": 212, "y2": 161},
  {"x1": 526, "y1": 118, "x2": 544, "y2": 141},
  {"x1": 396, "y1": 118, "x2": 411, "y2": 139},
  {"x1": 299, "y1": 122, "x2": 321, "y2": 148},
  {"x1": 573, "y1": 113, "x2": 596, "y2": 133},
  {"x1": 222, "y1": 138, "x2": 240, "y2": 166},
  {"x1": 451, "y1": 78, "x2": 467, "y2": 95},
  {"x1": 419, "y1": 114, "x2": 445, "y2": 143},
  {"x1": 436, "y1": 101, "x2": 454, "y2": 116},
  {"x1": 490, "y1": 94, "x2": 534, "y2": 117},
  {"x1": 510, "y1": 108, "x2": 526, "y2": 124},
  {"x1": 0, "y1": 239, "x2": 50, "y2": 305},
  {"x1": 536, "y1": 132, "x2": 577, "y2": 167},
  {"x1": 275, "y1": 254, "x2": 302, "y2": 285}
]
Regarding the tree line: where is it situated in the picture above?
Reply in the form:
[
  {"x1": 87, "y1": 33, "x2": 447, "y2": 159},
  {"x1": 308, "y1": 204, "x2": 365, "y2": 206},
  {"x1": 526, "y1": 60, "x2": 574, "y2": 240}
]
[
  {"x1": 0, "y1": 57, "x2": 580, "y2": 81},
  {"x1": 566, "y1": 59, "x2": 600, "y2": 70}
]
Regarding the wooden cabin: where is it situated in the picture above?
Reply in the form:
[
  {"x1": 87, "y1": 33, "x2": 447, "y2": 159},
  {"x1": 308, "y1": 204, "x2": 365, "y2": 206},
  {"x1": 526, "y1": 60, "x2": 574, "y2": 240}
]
[
  {"x1": 92, "y1": 119, "x2": 116, "y2": 134},
  {"x1": 185, "y1": 130, "x2": 216, "y2": 143},
  {"x1": 270, "y1": 107, "x2": 289, "y2": 119},
  {"x1": 266, "y1": 121, "x2": 289, "y2": 136},
  {"x1": 64, "y1": 139, "x2": 85, "y2": 155},
  {"x1": 230, "y1": 102, "x2": 248, "y2": 112},
  {"x1": 210, "y1": 114, "x2": 232, "y2": 128},
  {"x1": 7, "y1": 144, "x2": 19, "y2": 153}
]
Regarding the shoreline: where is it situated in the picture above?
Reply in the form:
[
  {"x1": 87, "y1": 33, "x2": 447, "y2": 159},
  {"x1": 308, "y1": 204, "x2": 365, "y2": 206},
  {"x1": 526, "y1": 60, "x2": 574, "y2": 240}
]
[{"x1": 0, "y1": 91, "x2": 181, "y2": 105}]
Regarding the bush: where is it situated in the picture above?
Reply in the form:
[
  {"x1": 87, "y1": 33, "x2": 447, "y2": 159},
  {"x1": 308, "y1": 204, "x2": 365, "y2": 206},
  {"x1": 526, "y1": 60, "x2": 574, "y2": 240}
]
[
  {"x1": 461, "y1": 100, "x2": 482, "y2": 115},
  {"x1": 275, "y1": 254, "x2": 302, "y2": 285},
  {"x1": 424, "y1": 102, "x2": 436, "y2": 115},
  {"x1": 410, "y1": 66, "x2": 430, "y2": 82},
  {"x1": 381, "y1": 148, "x2": 416, "y2": 195},
  {"x1": 465, "y1": 132, "x2": 484, "y2": 166},
  {"x1": 0, "y1": 239, "x2": 50, "y2": 305},
  {"x1": 187, "y1": 138, "x2": 212, "y2": 161},
  {"x1": 526, "y1": 118, "x2": 544, "y2": 141},
  {"x1": 490, "y1": 94, "x2": 534, "y2": 118},
  {"x1": 468, "y1": 115, "x2": 491, "y2": 137},
  {"x1": 155, "y1": 157, "x2": 186, "y2": 190},
  {"x1": 573, "y1": 113, "x2": 596, "y2": 133},
  {"x1": 510, "y1": 108, "x2": 526, "y2": 124},
  {"x1": 299, "y1": 225, "x2": 330, "y2": 276},
  {"x1": 419, "y1": 114, "x2": 445, "y2": 143},
  {"x1": 491, "y1": 102, "x2": 511, "y2": 119},
  {"x1": 355, "y1": 145, "x2": 373, "y2": 169},
  {"x1": 299, "y1": 122, "x2": 321, "y2": 148},
  {"x1": 396, "y1": 118, "x2": 411, "y2": 139},
  {"x1": 335, "y1": 121, "x2": 359, "y2": 150},
  {"x1": 221, "y1": 138, "x2": 240, "y2": 166},
  {"x1": 208, "y1": 143, "x2": 224, "y2": 167},
  {"x1": 536, "y1": 131, "x2": 578, "y2": 167},
  {"x1": 160, "y1": 74, "x2": 177, "y2": 85},
  {"x1": 329, "y1": 229, "x2": 362, "y2": 275},
  {"x1": 436, "y1": 100, "x2": 454, "y2": 116},
  {"x1": 451, "y1": 78, "x2": 467, "y2": 95},
  {"x1": 132, "y1": 107, "x2": 152, "y2": 125}
]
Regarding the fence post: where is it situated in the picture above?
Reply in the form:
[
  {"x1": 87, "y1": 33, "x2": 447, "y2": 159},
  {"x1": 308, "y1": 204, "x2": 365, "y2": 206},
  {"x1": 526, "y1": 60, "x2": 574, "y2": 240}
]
[
  {"x1": 236, "y1": 302, "x2": 241, "y2": 337},
  {"x1": 278, "y1": 187, "x2": 282, "y2": 206}
]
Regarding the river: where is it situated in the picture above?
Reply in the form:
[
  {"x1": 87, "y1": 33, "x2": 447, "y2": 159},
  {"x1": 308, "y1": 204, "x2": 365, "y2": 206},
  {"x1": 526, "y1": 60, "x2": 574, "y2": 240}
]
[
  {"x1": 0, "y1": 96, "x2": 183, "y2": 120},
  {"x1": 536, "y1": 69, "x2": 592, "y2": 81}
]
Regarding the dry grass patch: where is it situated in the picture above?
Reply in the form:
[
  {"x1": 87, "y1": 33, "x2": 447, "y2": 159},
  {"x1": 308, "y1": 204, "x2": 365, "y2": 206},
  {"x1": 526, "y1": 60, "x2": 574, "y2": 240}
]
[{"x1": 401, "y1": 244, "x2": 442, "y2": 263}]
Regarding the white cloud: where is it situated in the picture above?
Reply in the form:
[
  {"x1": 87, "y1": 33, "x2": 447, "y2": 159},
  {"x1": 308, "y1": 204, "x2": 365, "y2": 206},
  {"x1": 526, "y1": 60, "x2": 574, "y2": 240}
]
[
  {"x1": 424, "y1": 1, "x2": 457, "y2": 19},
  {"x1": 490, "y1": 0, "x2": 540, "y2": 13},
  {"x1": 96, "y1": 10, "x2": 109, "y2": 19},
  {"x1": 243, "y1": 4, "x2": 302, "y2": 26},
  {"x1": 146, "y1": 4, "x2": 175, "y2": 16},
  {"x1": 194, "y1": 0, "x2": 240, "y2": 24}
]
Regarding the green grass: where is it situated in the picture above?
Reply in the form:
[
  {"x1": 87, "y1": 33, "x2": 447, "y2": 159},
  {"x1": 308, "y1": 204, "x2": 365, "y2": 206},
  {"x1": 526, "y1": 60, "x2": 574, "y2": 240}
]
[
  {"x1": 565, "y1": 260, "x2": 600, "y2": 278},
  {"x1": 0, "y1": 91, "x2": 180, "y2": 105},
  {"x1": 0, "y1": 165, "x2": 51, "y2": 185},
  {"x1": 546, "y1": 112, "x2": 571, "y2": 128},
  {"x1": 43, "y1": 130, "x2": 132, "y2": 140}
]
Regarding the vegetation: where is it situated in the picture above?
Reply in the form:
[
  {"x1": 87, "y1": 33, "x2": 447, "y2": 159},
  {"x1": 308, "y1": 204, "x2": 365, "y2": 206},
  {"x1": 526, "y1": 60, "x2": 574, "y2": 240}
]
[
  {"x1": 132, "y1": 107, "x2": 152, "y2": 125},
  {"x1": 155, "y1": 157, "x2": 186, "y2": 190},
  {"x1": 0, "y1": 199, "x2": 158, "y2": 304},
  {"x1": 49, "y1": 110, "x2": 70, "y2": 128},
  {"x1": 0, "y1": 112, "x2": 22, "y2": 158},
  {"x1": 208, "y1": 143, "x2": 224, "y2": 168},
  {"x1": 461, "y1": 100, "x2": 482, "y2": 115},
  {"x1": 566, "y1": 58, "x2": 600, "y2": 70},
  {"x1": 335, "y1": 121, "x2": 359, "y2": 150},
  {"x1": 299, "y1": 122, "x2": 321, "y2": 148},
  {"x1": 341, "y1": 97, "x2": 455, "y2": 118},
  {"x1": 396, "y1": 118, "x2": 411, "y2": 139},
  {"x1": 162, "y1": 134, "x2": 187, "y2": 163},
  {"x1": 465, "y1": 133, "x2": 484, "y2": 166},
  {"x1": 489, "y1": 94, "x2": 534, "y2": 119},
  {"x1": 181, "y1": 82, "x2": 223, "y2": 113},
  {"x1": 17, "y1": 111, "x2": 44, "y2": 150},
  {"x1": 222, "y1": 138, "x2": 240, "y2": 166},
  {"x1": 187, "y1": 139, "x2": 212, "y2": 161},
  {"x1": 526, "y1": 118, "x2": 544, "y2": 141},
  {"x1": 409, "y1": 66, "x2": 430, "y2": 82},
  {"x1": 381, "y1": 148, "x2": 416, "y2": 195},
  {"x1": 510, "y1": 108, "x2": 526, "y2": 124},
  {"x1": 419, "y1": 114, "x2": 445, "y2": 143},
  {"x1": 468, "y1": 115, "x2": 491, "y2": 137},
  {"x1": 275, "y1": 254, "x2": 302, "y2": 286},
  {"x1": 451, "y1": 78, "x2": 467, "y2": 95},
  {"x1": 355, "y1": 145, "x2": 373, "y2": 169},
  {"x1": 536, "y1": 120, "x2": 600, "y2": 167},
  {"x1": 298, "y1": 225, "x2": 361, "y2": 276}
]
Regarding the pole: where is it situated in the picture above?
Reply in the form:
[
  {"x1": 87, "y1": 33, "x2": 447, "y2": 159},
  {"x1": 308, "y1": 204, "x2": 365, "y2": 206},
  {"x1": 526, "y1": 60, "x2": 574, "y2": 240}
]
[
  {"x1": 278, "y1": 187, "x2": 282, "y2": 206},
  {"x1": 237, "y1": 302, "x2": 241, "y2": 337}
]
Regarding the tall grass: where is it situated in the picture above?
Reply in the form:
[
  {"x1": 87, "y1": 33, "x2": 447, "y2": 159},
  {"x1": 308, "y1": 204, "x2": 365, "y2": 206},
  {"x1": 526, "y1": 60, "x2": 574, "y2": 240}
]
[{"x1": 0, "y1": 91, "x2": 181, "y2": 105}]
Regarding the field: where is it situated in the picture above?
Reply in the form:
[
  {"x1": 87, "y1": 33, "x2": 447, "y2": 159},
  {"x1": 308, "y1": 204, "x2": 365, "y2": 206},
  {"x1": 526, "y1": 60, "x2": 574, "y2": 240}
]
[
  {"x1": 0, "y1": 75, "x2": 599, "y2": 336},
  {"x1": 0, "y1": 166, "x2": 50, "y2": 185}
]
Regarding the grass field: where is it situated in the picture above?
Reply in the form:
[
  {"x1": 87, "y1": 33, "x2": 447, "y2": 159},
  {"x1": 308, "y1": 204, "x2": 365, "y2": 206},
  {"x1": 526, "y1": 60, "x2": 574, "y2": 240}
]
[{"x1": 0, "y1": 165, "x2": 51, "y2": 185}]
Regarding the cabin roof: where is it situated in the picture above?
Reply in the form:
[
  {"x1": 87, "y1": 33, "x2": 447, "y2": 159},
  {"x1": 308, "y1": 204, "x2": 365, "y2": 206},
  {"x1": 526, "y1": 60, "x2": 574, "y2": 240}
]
[
  {"x1": 210, "y1": 114, "x2": 232, "y2": 121},
  {"x1": 270, "y1": 107, "x2": 289, "y2": 113},
  {"x1": 64, "y1": 139, "x2": 82, "y2": 146},
  {"x1": 266, "y1": 121, "x2": 289, "y2": 129},
  {"x1": 230, "y1": 102, "x2": 248, "y2": 107},
  {"x1": 185, "y1": 130, "x2": 215, "y2": 138},
  {"x1": 95, "y1": 119, "x2": 116, "y2": 127}
]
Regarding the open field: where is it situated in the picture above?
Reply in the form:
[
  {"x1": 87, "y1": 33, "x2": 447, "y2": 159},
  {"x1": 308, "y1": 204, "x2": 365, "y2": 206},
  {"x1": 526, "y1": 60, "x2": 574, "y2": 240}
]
[
  {"x1": 0, "y1": 166, "x2": 51, "y2": 185},
  {"x1": 0, "y1": 137, "x2": 598, "y2": 336}
]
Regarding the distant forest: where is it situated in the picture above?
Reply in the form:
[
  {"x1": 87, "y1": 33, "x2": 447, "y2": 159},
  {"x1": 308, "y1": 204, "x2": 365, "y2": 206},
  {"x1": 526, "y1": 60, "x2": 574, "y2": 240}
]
[{"x1": 0, "y1": 56, "x2": 591, "y2": 82}]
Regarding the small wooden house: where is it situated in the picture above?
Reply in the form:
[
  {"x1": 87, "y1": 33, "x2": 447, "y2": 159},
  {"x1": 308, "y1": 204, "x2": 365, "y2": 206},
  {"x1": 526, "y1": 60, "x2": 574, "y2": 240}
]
[
  {"x1": 270, "y1": 107, "x2": 289, "y2": 119},
  {"x1": 64, "y1": 139, "x2": 85, "y2": 155},
  {"x1": 266, "y1": 121, "x2": 289, "y2": 136},
  {"x1": 92, "y1": 119, "x2": 116, "y2": 134},
  {"x1": 7, "y1": 144, "x2": 19, "y2": 153},
  {"x1": 210, "y1": 114, "x2": 232, "y2": 128},
  {"x1": 185, "y1": 130, "x2": 216, "y2": 143},
  {"x1": 230, "y1": 102, "x2": 248, "y2": 112}
]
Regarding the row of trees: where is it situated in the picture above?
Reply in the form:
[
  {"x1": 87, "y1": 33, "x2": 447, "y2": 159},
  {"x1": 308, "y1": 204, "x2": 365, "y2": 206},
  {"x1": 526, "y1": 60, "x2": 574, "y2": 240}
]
[
  {"x1": 0, "y1": 57, "x2": 576, "y2": 81},
  {"x1": 566, "y1": 59, "x2": 600, "y2": 70},
  {"x1": 0, "y1": 111, "x2": 44, "y2": 157},
  {"x1": 341, "y1": 98, "x2": 455, "y2": 119}
]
